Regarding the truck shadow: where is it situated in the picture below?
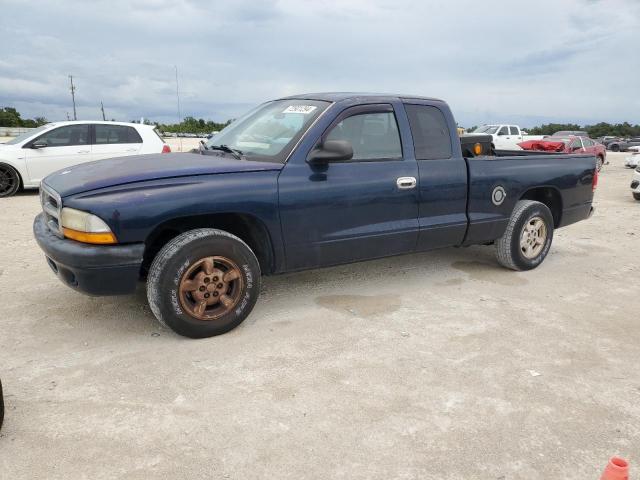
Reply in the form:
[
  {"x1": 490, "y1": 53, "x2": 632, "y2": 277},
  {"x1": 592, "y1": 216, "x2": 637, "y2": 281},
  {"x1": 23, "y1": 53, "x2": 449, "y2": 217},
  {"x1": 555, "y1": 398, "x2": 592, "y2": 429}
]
[{"x1": 55, "y1": 244, "x2": 527, "y2": 338}]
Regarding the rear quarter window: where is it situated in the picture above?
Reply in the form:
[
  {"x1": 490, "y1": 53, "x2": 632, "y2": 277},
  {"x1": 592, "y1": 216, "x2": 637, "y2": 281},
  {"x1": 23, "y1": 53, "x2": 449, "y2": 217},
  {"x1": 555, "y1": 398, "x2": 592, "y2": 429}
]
[
  {"x1": 95, "y1": 124, "x2": 143, "y2": 144},
  {"x1": 404, "y1": 104, "x2": 452, "y2": 160}
]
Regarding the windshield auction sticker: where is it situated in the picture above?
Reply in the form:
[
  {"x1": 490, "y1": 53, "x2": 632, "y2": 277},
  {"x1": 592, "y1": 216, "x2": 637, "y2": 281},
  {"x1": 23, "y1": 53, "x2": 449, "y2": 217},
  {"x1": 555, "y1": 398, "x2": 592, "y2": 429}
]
[{"x1": 282, "y1": 105, "x2": 317, "y2": 114}]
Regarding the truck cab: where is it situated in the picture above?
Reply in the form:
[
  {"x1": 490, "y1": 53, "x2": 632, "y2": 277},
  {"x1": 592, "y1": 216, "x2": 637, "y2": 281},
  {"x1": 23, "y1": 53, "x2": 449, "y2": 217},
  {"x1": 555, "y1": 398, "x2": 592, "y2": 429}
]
[{"x1": 469, "y1": 124, "x2": 524, "y2": 150}]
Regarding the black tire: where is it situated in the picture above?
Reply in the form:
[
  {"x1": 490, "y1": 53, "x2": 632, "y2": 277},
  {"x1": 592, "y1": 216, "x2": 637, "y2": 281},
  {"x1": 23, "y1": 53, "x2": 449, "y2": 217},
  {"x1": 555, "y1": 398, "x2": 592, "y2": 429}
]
[
  {"x1": 0, "y1": 165, "x2": 20, "y2": 197},
  {"x1": 0, "y1": 378, "x2": 4, "y2": 431},
  {"x1": 596, "y1": 156, "x2": 604, "y2": 172},
  {"x1": 610, "y1": 144, "x2": 620, "y2": 152},
  {"x1": 495, "y1": 200, "x2": 554, "y2": 271},
  {"x1": 633, "y1": 193, "x2": 640, "y2": 201},
  {"x1": 147, "y1": 228, "x2": 261, "y2": 338}
]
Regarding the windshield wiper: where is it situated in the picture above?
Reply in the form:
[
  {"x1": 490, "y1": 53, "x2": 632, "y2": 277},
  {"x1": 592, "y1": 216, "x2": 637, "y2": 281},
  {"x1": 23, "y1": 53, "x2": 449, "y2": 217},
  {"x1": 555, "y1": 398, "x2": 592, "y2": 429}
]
[{"x1": 207, "y1": 144, "x2": 244, "y2": 160}]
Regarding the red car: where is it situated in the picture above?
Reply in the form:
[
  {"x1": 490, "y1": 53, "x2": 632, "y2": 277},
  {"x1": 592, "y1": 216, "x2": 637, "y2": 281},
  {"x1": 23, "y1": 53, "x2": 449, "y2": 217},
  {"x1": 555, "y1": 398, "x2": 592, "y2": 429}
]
[{"x1": 519, "y1": 136, "x2": 606, "y2": 171}]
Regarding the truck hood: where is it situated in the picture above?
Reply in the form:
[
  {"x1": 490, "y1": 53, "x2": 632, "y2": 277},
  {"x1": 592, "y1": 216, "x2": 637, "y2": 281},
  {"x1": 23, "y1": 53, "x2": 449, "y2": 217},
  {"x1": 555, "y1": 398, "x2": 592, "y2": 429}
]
[{"x1": 43, "y1": 152, "x2": 284, "y2": 197}]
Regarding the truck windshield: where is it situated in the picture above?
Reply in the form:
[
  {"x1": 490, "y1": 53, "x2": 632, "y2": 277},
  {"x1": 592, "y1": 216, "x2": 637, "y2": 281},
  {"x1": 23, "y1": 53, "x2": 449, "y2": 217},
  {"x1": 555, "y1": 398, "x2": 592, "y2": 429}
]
[
  {"x1": 206, "y1": 99, "x2": 330, "y2": 163},
  {"x1": 473, "y1": 125, "x2": 499, "y2": 134}
]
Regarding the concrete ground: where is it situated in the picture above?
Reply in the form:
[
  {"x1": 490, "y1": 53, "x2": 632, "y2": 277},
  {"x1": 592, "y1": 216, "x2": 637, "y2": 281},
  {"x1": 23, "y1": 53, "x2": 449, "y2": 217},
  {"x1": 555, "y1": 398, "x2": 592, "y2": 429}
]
[{"x1": 0, "y1": 152, "x2": 638, "y2": 479}]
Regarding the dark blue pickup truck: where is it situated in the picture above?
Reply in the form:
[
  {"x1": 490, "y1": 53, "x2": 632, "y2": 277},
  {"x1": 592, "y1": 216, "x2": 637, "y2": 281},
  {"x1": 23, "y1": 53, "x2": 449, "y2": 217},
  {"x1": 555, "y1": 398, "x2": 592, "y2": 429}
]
[{"x1": 34, "y1": 93, "x2": 597, "y2": 338}]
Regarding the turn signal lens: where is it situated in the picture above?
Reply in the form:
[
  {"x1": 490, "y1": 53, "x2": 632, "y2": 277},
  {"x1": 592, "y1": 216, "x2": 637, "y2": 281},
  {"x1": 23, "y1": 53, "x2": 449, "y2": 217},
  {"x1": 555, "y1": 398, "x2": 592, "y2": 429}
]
[
  {"x1": 473, "y1": 143, "x2": 482, "y2": 155},
  {"x1": 62, "y1": 228, "x2": 117, "y2": 245},
  {"x1": 60, "y1": 207, "x2": 117, "y2": 244}
]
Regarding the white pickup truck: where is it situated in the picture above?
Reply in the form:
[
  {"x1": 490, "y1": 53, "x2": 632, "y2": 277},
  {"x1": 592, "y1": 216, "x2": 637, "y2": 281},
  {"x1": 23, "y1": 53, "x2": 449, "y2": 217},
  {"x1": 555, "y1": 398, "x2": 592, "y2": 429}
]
[{"x1": 468, "y1": 124, "x2": 544, "y2": 150}]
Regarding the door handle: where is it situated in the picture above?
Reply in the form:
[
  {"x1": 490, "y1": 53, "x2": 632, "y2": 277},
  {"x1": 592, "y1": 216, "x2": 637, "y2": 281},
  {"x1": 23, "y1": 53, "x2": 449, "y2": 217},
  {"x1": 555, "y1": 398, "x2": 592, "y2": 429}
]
[
  {"x1": 396, "y1": 176, "x2": 416, "y2": 189},
  {"x1": 126, "y1": 148, "x2": 137, "y2": 152},
  {"x1": 77, "y1": 150, "x2": 90, "y2": 154}
]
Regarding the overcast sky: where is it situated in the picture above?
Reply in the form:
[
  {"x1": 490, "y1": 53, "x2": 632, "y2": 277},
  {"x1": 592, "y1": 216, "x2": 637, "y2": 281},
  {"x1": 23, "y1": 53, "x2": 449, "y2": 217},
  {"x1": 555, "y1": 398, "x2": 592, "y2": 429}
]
[{"x1": 1, "y1": 0, "x2": 639, "y2": 127}]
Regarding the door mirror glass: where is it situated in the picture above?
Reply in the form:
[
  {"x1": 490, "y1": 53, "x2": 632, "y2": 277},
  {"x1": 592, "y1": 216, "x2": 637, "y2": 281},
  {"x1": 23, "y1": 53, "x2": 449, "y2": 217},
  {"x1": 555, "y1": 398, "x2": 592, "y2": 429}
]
[{"x1": 307, "y1": 140, "x2": 354, "y2": 164}]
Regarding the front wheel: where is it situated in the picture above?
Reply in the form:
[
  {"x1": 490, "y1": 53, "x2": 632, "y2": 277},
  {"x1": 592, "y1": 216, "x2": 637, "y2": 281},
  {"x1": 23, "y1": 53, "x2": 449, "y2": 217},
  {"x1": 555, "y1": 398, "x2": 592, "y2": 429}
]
[
  {"x1": 633, "y1": 193, "x2": 640, "y2": 201},
  {"x1": 596, "y1": 156, "x2": 604, "y2": 172},
  {"x1": 147, "y1": 229, "x2": 261, "y2": 338},
  {"x1": 0, "y1": 165, "x2": 20, "y2": 197},
  {"x1": 495, "y1": 200, "x2": 554, "y2": 271}
]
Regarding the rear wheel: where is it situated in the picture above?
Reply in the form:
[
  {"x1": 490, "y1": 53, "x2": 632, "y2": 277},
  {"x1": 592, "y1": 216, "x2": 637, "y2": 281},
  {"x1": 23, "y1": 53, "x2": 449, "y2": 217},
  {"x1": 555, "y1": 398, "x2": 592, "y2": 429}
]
[
  {"x1": 610, "y1": 144, "x2": 620, "y2": 152},
  {"x1": 147, "y1": 229, "x2": 261, "y2": 338},
  {"x1": 0, "y1": 165, "x2": 20, "y2": 197},
  {"x1": 633, "y1": 193, "x2": 640, "y2": 201},
  {"x1": 495, "y1": 200, "x2": 554, "y2": 271}
]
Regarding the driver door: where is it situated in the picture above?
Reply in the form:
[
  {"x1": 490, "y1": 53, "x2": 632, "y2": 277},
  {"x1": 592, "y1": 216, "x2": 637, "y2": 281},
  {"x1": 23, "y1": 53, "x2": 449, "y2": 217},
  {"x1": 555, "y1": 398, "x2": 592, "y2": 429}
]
[{"x1": 278, "y1": 103, "x2": 420, "y2": 270}]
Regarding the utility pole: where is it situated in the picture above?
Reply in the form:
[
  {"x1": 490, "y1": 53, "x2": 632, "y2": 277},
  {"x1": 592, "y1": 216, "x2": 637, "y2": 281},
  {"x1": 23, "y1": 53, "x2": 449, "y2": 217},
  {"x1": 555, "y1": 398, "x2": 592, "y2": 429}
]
[
  {"x1": 69, "y1": 75, "x2": 77, "y2": 120},
  {"x1": 66, "y1": 112, "x2": 70, "y2": 121},
  {"x1": 175, "y1": 65, "x2": 183, "y2": 151},
  {"x1": 100, "y1": 101, "x2": 106, "y2": 121}
]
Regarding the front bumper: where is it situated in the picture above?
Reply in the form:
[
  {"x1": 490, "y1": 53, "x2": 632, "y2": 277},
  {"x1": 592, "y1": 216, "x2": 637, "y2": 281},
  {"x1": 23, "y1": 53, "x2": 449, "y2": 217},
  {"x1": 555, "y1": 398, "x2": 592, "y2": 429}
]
[{"x1": 33, "y1": 213, "x2": 145, "y2": 296}]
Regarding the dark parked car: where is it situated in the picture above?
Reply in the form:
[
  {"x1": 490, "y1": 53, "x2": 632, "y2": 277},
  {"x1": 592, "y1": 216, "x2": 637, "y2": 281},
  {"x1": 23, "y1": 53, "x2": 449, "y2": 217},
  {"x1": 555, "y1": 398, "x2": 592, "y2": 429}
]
[
  {"x1": 596, "y1": 136, "x2": 620, "y2": 147},
  {"x1": 607, "y1": 137, "x2": 640, "y2": 152},
  {"x1": 33, "y1": 93, "x2": 597, "y2": 338}
]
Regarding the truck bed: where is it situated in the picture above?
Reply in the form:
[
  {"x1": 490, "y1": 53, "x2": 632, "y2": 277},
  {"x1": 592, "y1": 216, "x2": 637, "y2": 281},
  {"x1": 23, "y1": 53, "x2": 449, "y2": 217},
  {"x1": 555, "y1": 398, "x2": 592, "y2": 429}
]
[{"x1": 462, "y1": 152, "x2": 596, "y2": 245}]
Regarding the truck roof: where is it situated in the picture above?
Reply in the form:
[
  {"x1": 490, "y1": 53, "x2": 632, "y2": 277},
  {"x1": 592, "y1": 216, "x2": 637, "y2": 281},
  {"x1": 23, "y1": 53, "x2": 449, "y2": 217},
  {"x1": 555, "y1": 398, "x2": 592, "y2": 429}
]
[{"x1": 279, "y1": 92, "x2": 444, "y2": 103}]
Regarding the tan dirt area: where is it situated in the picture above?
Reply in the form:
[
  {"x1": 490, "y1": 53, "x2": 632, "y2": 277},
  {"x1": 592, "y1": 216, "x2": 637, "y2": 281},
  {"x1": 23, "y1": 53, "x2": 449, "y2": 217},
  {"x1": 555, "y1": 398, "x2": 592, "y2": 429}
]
[{"x1": 0, "y1": 151, "x2": 638, "y2": 479}]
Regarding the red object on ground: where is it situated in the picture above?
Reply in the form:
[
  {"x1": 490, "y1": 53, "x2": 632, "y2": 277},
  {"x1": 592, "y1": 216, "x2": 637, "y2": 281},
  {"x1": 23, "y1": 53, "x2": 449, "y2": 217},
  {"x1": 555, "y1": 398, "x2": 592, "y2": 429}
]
[
  {"x1": 518, "y1": 140, "x2": 566, "y2": 152},
  {"x1": 600, "y1": 457, "x2": 629, "y2": 480},
  {"x1": 162, "y1": 144, "x2": 171, "y2": 153}
]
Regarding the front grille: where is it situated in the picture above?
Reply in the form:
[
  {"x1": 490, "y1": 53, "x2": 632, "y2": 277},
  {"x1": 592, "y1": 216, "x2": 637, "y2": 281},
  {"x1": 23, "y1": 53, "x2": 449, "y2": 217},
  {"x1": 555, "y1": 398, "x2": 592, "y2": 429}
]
[{"x1": 40, "y1": 183, "x2": 63, "y2": 237}]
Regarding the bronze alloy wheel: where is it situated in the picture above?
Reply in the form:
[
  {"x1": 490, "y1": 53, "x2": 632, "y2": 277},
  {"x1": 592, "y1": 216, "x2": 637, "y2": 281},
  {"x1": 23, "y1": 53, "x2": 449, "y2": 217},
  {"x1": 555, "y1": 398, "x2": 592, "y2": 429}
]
[{"x1": 178, "y1": 256, "x2": 244, "y2": 321}]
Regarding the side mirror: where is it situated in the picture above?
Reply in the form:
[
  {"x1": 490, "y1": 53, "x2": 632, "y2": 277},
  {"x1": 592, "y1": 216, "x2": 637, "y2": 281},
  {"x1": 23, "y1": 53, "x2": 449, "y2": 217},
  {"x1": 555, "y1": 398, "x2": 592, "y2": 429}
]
[
  {"x1": 307, "y1": 140, "x2": 353, "y2": 164},
  {"x1": 30, "y1": 141, "x2": 48, "y2": 149}
]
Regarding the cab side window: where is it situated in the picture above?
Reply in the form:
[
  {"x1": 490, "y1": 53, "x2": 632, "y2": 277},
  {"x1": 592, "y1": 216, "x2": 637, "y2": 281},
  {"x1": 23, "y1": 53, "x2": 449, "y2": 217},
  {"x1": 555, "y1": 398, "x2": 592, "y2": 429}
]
[
  {"x1": 34, "y1": 125, "x2": 89, "y2": 147},
  {"x1": 325, "y1": 111, "x2": 402, "y2": 160},
  {"x1": 569, "y1": 139, "x2": 582, "y2": 150},
  {"x1": 498, "y1": 126, "x2": 509, "y2": 136},
  {"x1": 509, "y1": 126, "x2": 519, "y2": 135},
  {"x1": 404, "y1": 104, "x2": 452, "y2": 160},
  {"x1": 95, "y1": 125, "x2": 142, "y2": 144}
]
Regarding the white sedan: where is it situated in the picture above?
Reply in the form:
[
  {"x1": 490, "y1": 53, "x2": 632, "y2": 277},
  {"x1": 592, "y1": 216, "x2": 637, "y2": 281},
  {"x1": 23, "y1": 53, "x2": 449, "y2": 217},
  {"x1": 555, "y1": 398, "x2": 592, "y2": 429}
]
[
  {"x1": 631, "y1": 168, "x2": 640, "y2": 201},
  {"x1": 624, "y1": 151, "x2": 640, "y2": 169},
  {"x1": 0, "y1": 121, "x2": 170, "y2": 197}
]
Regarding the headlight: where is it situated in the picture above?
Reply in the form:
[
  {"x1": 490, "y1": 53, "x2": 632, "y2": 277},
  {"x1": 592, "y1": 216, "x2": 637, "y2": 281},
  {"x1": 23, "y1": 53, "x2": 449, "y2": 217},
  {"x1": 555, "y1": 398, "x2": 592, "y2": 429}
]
[{"x1": 60, "y1": 207, "x2": 117, "y2": 244}]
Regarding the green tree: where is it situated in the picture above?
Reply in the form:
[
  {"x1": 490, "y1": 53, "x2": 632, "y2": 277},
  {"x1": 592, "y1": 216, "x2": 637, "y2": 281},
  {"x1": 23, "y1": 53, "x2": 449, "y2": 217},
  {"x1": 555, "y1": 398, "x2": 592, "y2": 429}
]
[{"x1": 0, "y1": 107, "x2": 48, "y2": 127}]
